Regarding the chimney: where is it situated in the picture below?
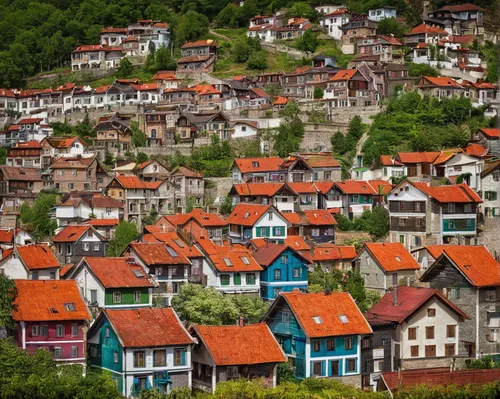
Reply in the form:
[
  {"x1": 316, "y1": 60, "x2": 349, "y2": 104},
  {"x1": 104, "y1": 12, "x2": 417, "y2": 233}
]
[
  {"x1": 393, "y1": 274, "x2": 398, "y2": 306},
  {"x1": 238, "y1": 316, "x2": 245, "y2": 327},
  {"x1": 137, "y1": 310, "x2": 141, "y2": 319},
  {"x1": 325, "y1": 288, "x2": 332, "y2": 296}
]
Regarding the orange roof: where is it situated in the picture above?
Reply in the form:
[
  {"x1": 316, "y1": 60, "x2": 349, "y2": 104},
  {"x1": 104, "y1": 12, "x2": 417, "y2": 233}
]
[
  {"x1": 334, "y1": 180, "x2": 377, "y2": 195},
  {"x1": 197, "y1": 239, "x2": 263, "y2": 273},
  {"x1": 419, "y1": 76, "x2": 462, "y2": 88},
  {"x1": 234, "y1": 157, "x2": 283, "y2": 173},
  {"x1": 369, "y1": 180, "x2": 393, "y2": 195},
  {"x1": 13, "y1": 280, "x2": 90, "y2": 321},
  {"x1": 158, "y1": 213, "x2": 191, "y2": 228},
  {"x1": 314, "y1": 181, "x2": 334, "y2": 195},
  {"x1": 304, "y1": 155, "x2": 340, "y2": 168},
  {"x1": 479, "y1": 128, "x2": 500, "y2": 139},
  {"x1": 170, "y1": 166, "x2": 202, "y2": 178},
  {"x1": 284, "y1": 235, "x2": 311, "y2": 251},
  {"x1": 85, "y1": 218, "x2": 120, "y2": 227},
  {"x1": 413, "y1": 182, "x2": 482, "y2": 203},
  {"x1": 407, "y1": 23, "x2": 447, "y2": 35},
  {"x1": 82, "y1": 257, "x2": 152, "y2": 288},
  {"x1": 152, "y1": 71, "x2": 179, "y2": 81},
  {"x1": 181, "y1": 39, "x2": 218, "y2": 49},
  {"x1": 279, "y1": 291, "x2": 372, "y2": 338},
  {"x1": 303, "y1": 210, "x2": 337, "y2": 226},
  {"x1": 53, "y1": 225, "x2": 93, "y2": 243},
  {"x1": 232, "y1": 183, "x2": 286, "y2": 197},
  {"x1": 11, "y1": 140, "x2": 42, "y2": 149},
  {"x1": 288, "y1": 182, "x2": 317, "y2": 194},
  {"x1": 132, "y1": 83, "x2": 159, "y2": 91},
  {"x1": 192, "y1": 324, "x2": 286, "y2": 366},
  {"x1": 465, "y1": 143, "x2": 488, "y2": 157},
  {"x1": 423, "y1": 246, "x2": 500, "y2": 287},
  {"x1": 101, "y1": 27, "x2": 128, "y2": 34},
  {"x1": 0, "y1": 229, "x2": 14, "y2": 243},
  {"x1": 105, "y1": 308, "x2": 193, "y2": 347},
  {"x1": 144, "y1": 181, "x2": 163, "y2": 189},
  {"x1": 418, "y1": 245, "x2": 462, "y2": 260},
  {"x1": 330, "y1": 69, "x2": 357, "y2": 81},
  {"x1": 273, "y1": 96, "x2": 289, "y2": 105},
  {"x1": 362, "y1": 243, "x2": 420, "y2": 272},
  {"x1": 396, "y1": 151, "x2": 440, "y2": 163},
  {"x1": 129, "y1": 242, "x2": 190, "y2": 266},
  {"x1": 16, "y1": 244, "x2": 60, "y2": 270},
  {"x1": 1, "y1": 248, "x2": 13, "y2": 262},
  {"x1": 283, "y1": 212, "x2": 303, "y2": 225},
  {"x1": 73, "y1": 44, "x2": 122, "y2": 53},
  {"x1": 59, "y1": 264, "x2": 74, "y2": 277},
  {"x1": 312, "y1": 244, "x2": 357, "y2": 262},
  {"x1": 147, "y1": 232, "x2": 203, "y2": 258},
  {"x1": 226, "y1": 204, "x2": 277, "y2": 226},
  {"x1": 115, "y1": 174, "x2": 148, "y2": 189},
  {"x1": 192, "y1": 84, "x2": 221, "y2": 96},
  {"x1": 253, "y1": 242, "x2": 311, "y2": 266},
  {"x1": 186, "y1": 208, "x2": 228, "y2": 227}
]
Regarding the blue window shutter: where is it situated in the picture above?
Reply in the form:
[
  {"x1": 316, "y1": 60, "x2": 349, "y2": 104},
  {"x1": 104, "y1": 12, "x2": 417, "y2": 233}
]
[
  {"x1": 145, "y1": 378, "x2": 151, "y2": 389},
  {"x1": 181, "y1": 349, "x2": 186, "y2": 365},
  {"x1": 133, "y1": 377, "x2": 139, "y2": 384}
]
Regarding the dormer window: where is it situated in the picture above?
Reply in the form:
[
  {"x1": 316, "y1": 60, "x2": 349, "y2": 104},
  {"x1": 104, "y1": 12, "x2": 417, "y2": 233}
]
[
  {"x1": 65, "y1": 302, "x2": 76, "y2": 312},
  {"x1": 339, "y1": 315, "x2": 349, "y2": 324},
  {"x1": 223, "y1": 258, "x2": 233, "y2": 266},
  {"x1": 313, "y1": 316, "x2": 323, "y2": 324},
  {"x1": 252, "y1": 161, "x2": 259, "y2": 167}
]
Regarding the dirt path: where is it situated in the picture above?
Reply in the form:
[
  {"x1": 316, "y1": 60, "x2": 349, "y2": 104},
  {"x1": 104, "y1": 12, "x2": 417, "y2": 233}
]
[{"x1": 209, "y1": 30, "x2": 231, "y2": 40}]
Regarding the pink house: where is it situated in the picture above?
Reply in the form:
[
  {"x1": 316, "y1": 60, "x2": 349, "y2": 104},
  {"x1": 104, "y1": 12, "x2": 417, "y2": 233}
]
[{"x1": 13, "y1": 280, "x2": 91, "y2": 365}]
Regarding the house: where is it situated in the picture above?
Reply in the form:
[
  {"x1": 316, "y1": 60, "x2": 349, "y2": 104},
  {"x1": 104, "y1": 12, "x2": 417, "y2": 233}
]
[
  {"x1": 327, "y1": 180, "x2": 377, "y2": 219},
  {"x1": 190, "y1": 323, "x2": 286, "y2": 392},
  {"x1": 142, "y1": 109, "x2": 178, "y2": 147},
  {"x1": 0, "y1": 228, "x2": 34, "y2": 249},
  {"x1": 55, "y1": 192, "x2": 123, "y2": 226},
  {"x1": 176, "y1": 112, "x2": 231, "y2": 141},
  {"x1": 230, "y1": 120, "x2": 259, "y2": 139},
  {"x1": 71, "y1": 44, "x2": 122, "y2": 71},
  {"x1": 227, "y1": 204, "x2": 290, "y2": 244},
  {"x1": 231, "y1": 157, "x2": 285, "y2": 183},
  {"x1": 52, "y1": 225, "x2": 107, "y2": 265},
  {"x1": 417, "y1": 76, "x2": 465, "y2": 99},
  {"x1": 340, "y1": 15, "x2": 377, "y2": 45},
  {"x1": 394, "y1": 151, "x2": 439, "y2": 177},
  {"x1": 70, "y1": 257, "x2": 153, "y2": 310},
  {"x1": 432, "y1": 150, "x2": 482, "y2": 191},
  {"x1": 40, "y1": 136, "x2": 87, "y2": 168},
  {"x1": 100, "y1": 27, "x2": 128, "y2": 46},
  {"x1": 6, "y1": 140, "x2": 42, "y2": 169},
  {"x1": 367, "y1": 6, "x2": 396, "y2": 22},
  {"x1": 125, "y1": 242, "x2": 192, "y2": 305},
  {"x1": 88, "y1": 308, "x2": 194, "y2": 396},
  {"x1": 352, "y1": 155, "x2": 406, "y2": 181},
  {"x1": 247, "y1": 14, "x2": 277, "y2": 42},
  {"x1": 275, "y1": 18, "x2": 312, "y2": 40},
  {"x1": 473, "y1": 127, "x2": 500, "y2": 157},
  {"x1": 312, "y1": 244, "x2": 357, "y2": 272},
  {"x1": 426, "y1": 3, "x2": 485, "y2": 36},
  {"x1": 480, "y1": 160, "x2": 500, "y2": 218},
  {"x1": 324, "y1": 69, "x2": 373, "y2": 109},
  {"x1": 252, "y1": 242, "x2": 310, "y2": 300},
  {"x1": 357, "y1": 35, "x2": 404, "y2": 64},
  {"x1": 0, "y1": 244, "x2": 60, "y2": 280},
  {"x1": 85, "y1": 219, "x2": 121, "y2": 240},
  {"x1": 151, "y1": 71, "x2": 180, "y2": 90},
  {"x1": 177, "y1": 40, "x2": 218, "y2": 72},
  {"x1": 320, "y1": 9, "x2": 351, "y2": 40},
  {"x1": 404, "y1": 23, "x2": 448, "y2": 47},
  {"x1": 287, "y1": 182, "x2": 318, "y2": 211},
  {"x1": 92, "y1": 113, "x2": 133, "y2": 154},
  {"x1": 134, "y1": 159, "x2": 170, "y2": 181},
  {"x1": 387, "y1": 180, "x2": 482, "y2": 249},
  {"x1": 284, "y1": 210, "x2": 337, "y2": 243},
  {"x1": 353, "y1": 243, "x2": 421, "y2": 295},
  {"x1": 419, "y1": 245, "x2": 500, "y2": 357},
  {"x1": 301, "y1": 152, "x2": 342, "y2": 181},
  {"x1": 0, "y1": 166, "x2": 42, "y2": 212},
  {"x1": 167, "y1": 166, "x2": 204, "y2": 214},
  {"x1": 196, "y1": 239, "x2": 262, "y2": 295},
  {"x1": 263, "y1": 291, "x2": 372, "y2": 384},
  {"x1": 362, "y1": 286, "x2": 468, "y2": 390},
  {"x1": 13, "y1": 280, "x2": 90, "y2": 365}
]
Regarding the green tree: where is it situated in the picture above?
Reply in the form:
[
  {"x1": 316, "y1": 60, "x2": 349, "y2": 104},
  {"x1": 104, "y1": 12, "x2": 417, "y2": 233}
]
[
  {"x1": 131, "y1": 121, "x2": 147, "y2": 148},
  {"x1": 215, "y1": 3, "x2": 239, "y2": 28},
  {"x1": 376, "y1": 17, "x2": 408, "y2": 38},
  {"x1": 219, "y1": 196, "x2": 233, "y2": 215},
  {"x1": 116, "y1": 57, "x2": 133, "y2": 78},
  {"x1": 247, "y1": 50, "x2": 268, "y2": 70},
  {"x1": 407, "y1": 62, "x2": 439, "y2": 77},
  {"x1": 186, "y1": 196, "x2": 196, "y2": 213},
  {"x1": 136, "y1": 152, "x2": 149, "y2": 164},
  {"x1": 106, "y1": 221, "x2": 138, "y2": 257},
  {"x1": 0, "y1": 147, "x2": 6, "y2": 165},
  {"x1": 231, "y1": 294, "x2": 269, "y2": 324},
  {"x1": 0, "y1": 274, "x2": 17, "y2": 329},
  {"x1": 142, "y1": 206, "x2": 158, "y2": 226},
  {"x1": 313, "y1": 87, "x2": 324, "y2": 99},
  {"x1": 176, "y1": 11, "x2": 209, "y2": 45},
  {"x1": 334, "y1": 213, "x2": 352, "y2": 231},
  {"x1": 154, "y1": 46, "x2": 177, "y2": 71},
  {"x1": 19, "y1": 193, "x2": 58, "y2": 241},
  {"x1": 295, "y1": 30, "x2": 319, "y2": 53}
]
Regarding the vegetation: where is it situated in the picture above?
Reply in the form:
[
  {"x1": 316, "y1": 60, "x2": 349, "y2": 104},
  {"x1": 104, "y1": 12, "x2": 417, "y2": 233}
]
[
  {"x1": 406, "y1": 62, "x2": 440, "y2": 78},
  {"x1": 334, "y1": 206, "x2": 390, "y2": 238},
  {"x1": 116, "y1": 58, "x2": 134, "y2": 78},
  {"x1": 0, "y1": 148, "x2": 6, "y2": 165},
  {"x1": 106, "y1": 221, "x2": 138, "y2": 257},
  {"x1": 171, "y1": 283, "x2": 268, "y2": 325},
  {"x1": 247, "y1": 51, "x2": 268, "y2": 70},
  {"x1": 0, "y1": 275, "x2": 17, "y2": 329},
  {"x1": 219, "y1": 196, "x2": 233, "y2": 215},
  {"x1": 295, "y1": 30, "x2": 319, "y2": 54},
  {"x1": 376, "y1": 17, "x2": 408, "y2": 39},
  {"x1": 19, "y1": 193, "x2": 58, "y2": 241},
  {"x1": 131, "y1": 121, "x2": 147, "y2": 148},
  {"x1": 274, "y1": 100, "x2": 304, "y2": 157},
  {"x1": 142, "y1": 207, "x2": 159, "y2": 226},
  {"x1": 0, "y1": 339, "x2": 121, "y2": 399}
]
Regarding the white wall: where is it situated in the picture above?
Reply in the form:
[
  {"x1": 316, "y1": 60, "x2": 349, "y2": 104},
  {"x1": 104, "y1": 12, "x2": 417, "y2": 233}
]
[
  {"x1": 273, "y1": 196, "x2": 296, "y2": 212},
  {"x1": 93, "y1": 206, "x2": 121, "y2": 219},
  {"x1": 0, "y1": 258, "x2": 28, "y2": 279},
  {"x1": 253, "y1": 210, "x2": 289, "y2": 240},
  {"x1": 232, "y1": 124, "x2": 258, "y2": 139},
  {"x1": 74, "y1": 265, "x2": 106, "y2": 307}
]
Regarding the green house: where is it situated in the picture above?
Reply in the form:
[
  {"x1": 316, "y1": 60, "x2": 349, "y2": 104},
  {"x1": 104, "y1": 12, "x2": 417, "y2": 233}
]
[
  {"x1": 70, "y1": 257, "x2": 153, "y2": 312},
  {"x1": 88, "y1": 308, "x2": 195, "y2": 397}
]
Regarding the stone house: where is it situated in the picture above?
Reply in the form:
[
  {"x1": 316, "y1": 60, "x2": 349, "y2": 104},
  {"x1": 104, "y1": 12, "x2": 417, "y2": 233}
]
[
  {"x1": 71, "y1": 44, "x2": 122, "y2": 71},
  {"x1": 52, "y1": 225, "x2": 107, "y2": 265},
  {"x1": 168, "y1": 166, "x2": 204, "y2": 214},
  {"x1": 473, "y1": 128, "x2": 500, "y2": 157},
  {"x1": 416, "y1": 76, "x2": 465, "y2": 99},
  {"x1": 6, "y1": 140, "x2": 42, "y2": 169},
  {"x1": 92, "y1": 113, "x2": 133, "y2": 155},
  {"x1": 480, "y1": 160, "x2": 500, "y2": 218},
  {"x1": 324, "y1": 69, "x2": 373, "y2": 109},
  {"x1": 0, "y1": 166, "x2": 42, "y2": 212},
  {"x1": 340, "y1": 15, "x2": 377, "y2": 44}
]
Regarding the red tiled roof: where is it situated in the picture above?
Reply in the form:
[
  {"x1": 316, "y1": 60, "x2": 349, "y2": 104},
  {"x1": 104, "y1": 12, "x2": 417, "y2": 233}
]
[
  {"x1": 324, "y1": 9, "x2": 349, "y2": 16},
  {"x1": 192, "y1": 324, "x2": 286, "y2": 366},
  {"x1": 252, "y1": 242, "x2": 310, "y2": 266},
  {"x1": 0, "y1": 89, "x2": 16, "y2": 98},
  {"x1": 251, "y1": 87, "x2": 269, "y2": 98},
  {"x1": 406, "y1": 23, "x2": 447, "y2": 35},
  {"x1": 396, "y1": 151, "x2": 440, "y2": 163},
  {"x1": 101, "y1": 27, "x2": 128, "y2": 34},
  {"x1": 413, "y1": 182, "x2": 482, "y2": 203},
  {"x1": 132, "y1": 83, "x2": 159, "y2": 91},
  {"x1": 369, "y1": 180, "x2": 393, "y2": 195},
  {"x1": 273, "y1": 96, "x2": 289, "y2": 105},
  {"x1": 284, "y1": 236, "x2": 311, "y2": 251},
  {"x1": 288, "y1": 182, "x2": 317, "y2": 194},
  {"x1": 181, "y1": 40, "x2": 218, "y2": 49},
  {"x1": 105, "y1": 308, "x2": 193, "y2": 347},
  {"x1": 234, "y1": 157, "x2": 284, "y2": 173},
  {"x1": 465, "y1": 143, "x2": 488, "y2": 157},
  {"x1": 186, "y1": 208, "x2": 228, "y2": 227},
  {"x1": 313, "y1": 181, "x2": 334, "y2": 195},
  {"x1": 83, "y1": 257, "x2": 152, "y2": 288},
  {"x1": 192, "y1": 84, "x2": 222, "y2": 96},
  {"x1": 303, "y1": 210, "x2": 337, "y2": 226},
  {"x1": 283, "y1": 212, "x2": 302, "y2": 225},
  {"x1": 279, "y1": 291, "x2": 372, "y2": 338},
  {"x1": 158, "y1": 214, "x2": 191, "y2": 228},
  {"x1": 379, "y1": 155, "x2": 400, "y2": 166},
  {"x1": 362, "y1": 242, "x2": 420, "y2": 272},
  {"x1": 433, "y1": 3, "x2": 484, "y2": 13},
  {"x1": 13, "y1": 280, "x2": 90, "y2": 321},
  {"x1": 11, "y1": 140, "x2": 42, "y2": 149},
  {"x1": 170, "y1": 166, "x2": 202, "y2": 178},
  {"x1": 18, "y1": 118, "x2": 43, "y2": 125},
  {"x1": 381, "y1": 368, "x2": 500, "y2": 394},
  {"x1": 152, "y1": 71, "x2": 178, "y2": 81},
  {"x1": 147, "y1": 232, "x2": 202, "y2": 258},
  {"x1": 1, "y1": 248, "x2": 13, "y2": 262},
  {"x1": 53, "y1": 225, "x2": 92, "y2": 243},
  {"x1": 330, "y1": 69, "x2": 357, "y2": 81},
  {"x1": 0, "y1": 229, "x2": 14, "y2": 243},
  {"x1": 59, "y1": 264, "x2": 74, "y2": 277},
  {"x1": 232, "y1": 183, "x2": 286, "y2": 197},
  {"x1": 197, "y1": 239, "x2": 263, "y2": 272},
  {"x1": 334, "y1": 180, "x2": 377, "y2": 195},
  {"x1": 312, "y1": 244, "x2": 357, "y2": 262},
  {"x1": 16, "y1": 244, "x2": 59, "y2": 270},
  {"x1": 366, "y1": 286, "x2": 468, "y2": 324},
  {"x1": 479, "y1": 128, "x2": 500, "y2": 139},
  {"x1": 419, "y1": 76, "x2": 462, "y2": 88},
  {"x1": 304, "y1": 155, "x2": 340, "y2": 168},
  {"x1": 115, "y1": 174, "x2": 148, "y2": 189},
  {"x1": 129, "y1": 242, "x2": 190, "y2": 265},
  {"x1": 226, "y1": 204, "x2": 275, "y2": 226},
  {"x1": 73, "y1": 44, "x2": 122, "y2": 53}
]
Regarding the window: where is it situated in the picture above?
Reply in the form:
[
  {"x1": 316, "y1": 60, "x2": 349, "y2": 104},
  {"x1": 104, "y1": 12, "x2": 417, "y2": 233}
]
[
  {"x1": 67, "y1": 244, "x2": 72, "y2": 255},
  {"x1": 246, "y1": 273, "x2": 256, "y2": 285},
  {"x1": 292, "y1": 268, "x2": 301, "y2": 278},
  {"x1": 105, "y1": 327, "x2": 110, "y2": 338},
  {"x1": 427, "y1": 308, "x2": 436, "y2": 317},
  {"x1": 56, "y1": 324, "x2": 64, "y2": 337},
  {"x1": 331, "y1": 360, "x2": 339, "y2": 376},
  {"x1": 134, "y1": 351, "x2": 145, "y2": 368},
  {"x1": 220, "y1": 274, "x2": 230, "y2": 286},
  {"x1": 346, "y1": 358, "x2": 356, "y2": 373},
  {"x1": 54, "y1": 347, "x2": 62, "y2": 358},
  {"x1": 339, "y1": 315, "x2": 349, "y2": 324},
  {"x1": 259, "y1": 227, "x2": 267, "y2": 237},
  {"x1": 410, "y1": 345, "x2": 419, "y2": 357},
  {"x1": 71, "y1": 323, "x2": 78, "y2": 337},
  {"x1": 426, "y1": 326, "x2": 435, "y2": 339},
  {"x1": 90, "y1": 290, "x2": 97, "y2": 304},
  {"x1": 445, "y1": 343, "x2": 456, "y2": 356},
  {"x1": 65, "y1": 302, "x2": 76, "y2": 312},
  {"x1": 50, "y1": 271, "x2": 56, "y2": 280},
  {"x1": 113, "y1": 292, "x2": 122, "y2": 304},
  {"x1": 282, "y1": 311, "x2": 291, "y2": 323},
  {"x1": 134, "y1": 291, "x2": 141, "y2": 303},
  {"x1": 32, "y1": 325, "x2": 39, "y2": 336},
  {"x1": 313, "y1": 316, "x2": 322, "y2": 324},
  {"x1": 153, "y1": 350, "x2": 166, "y2": 367},
  {"x1": 344, "y1": 337, "x2": 353, "y2": 350},
  {"x1": 94, "y1": 243, "x2": 100, "y2": 251},
  {"x1": 174, "y1": 348, "x2": 186, "y2": 366},
  {"x1": 446, "y1": 325, "x2": 456, "y2": 338},
  {"x1": 312, "y1": 340, "x2": 321, "y2": 352},
  {"x1": 361, "y1": 337, "x2": 371, "y2": 349},
  {"x1": 451, "y1": 288, "x2": 460, "y2": 299},
  {"x1": 71, "y1": 346, "x2": 78, "y2": 358},
  {"x1": 273, "y1": 227, "x2": 283, "y2": 236},
  {"x1": 374, "y1": 360, "x2": 384, "y2": 372},
  {"x1": 425, "y1": 345, "x2": 436, "y2": 357},
  {"x1": 327, "y1": 339, "x2": 335, "y2": 351},
  {"x1": 233, "y1": 273, "x2": 241, "y2": 285},
  {"x1": 448, "y1": 203, "x2": 455, "y2": 213},
  {"x1": 83, "y1": 243, "x2": 90, "y2": 251},
  {"x1": 32, "y1": 271, "x2": 39, "y2": 280},
  {"x1": 486, "y1": 289, "x2": 497, "y2": 301},
  {"x1": 40, "y1": 325, "x2": 48, "y2": 337},
  {"x1": 114, "y1": 351, "x2": 119, "y2": 363},
  {"x1": 313, "y1": 361, "x2": 322, "y2": 376},
  {"x1": 408, "y1": 327, "x2": 417, "y2": 340},
  {"x1": 227, "y1": 365, "x2": 239, "y2": 378},
  {"x1": 399, "y1": 235, "x2": 405, "y2": 244},
  {"x1": 281, "y1": 255, "x2": 288, "y2": 264},
  {"x1": 274, "y1": 269, "x2": 282, "y2": 280},
  {"x1": 268, "y1": 211, "x2": 273, "y2": 221}
]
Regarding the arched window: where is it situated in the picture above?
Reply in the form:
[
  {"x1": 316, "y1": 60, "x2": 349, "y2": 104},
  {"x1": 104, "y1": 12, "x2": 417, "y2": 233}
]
[{"x1": 151, "y1": 129, "x2": 157, "y2": 138}]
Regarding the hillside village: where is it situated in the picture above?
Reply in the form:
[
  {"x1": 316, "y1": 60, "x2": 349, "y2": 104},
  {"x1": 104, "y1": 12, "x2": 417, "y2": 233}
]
[{"x1": 1, "y1": 1, "x2": 500, "y2": 398}]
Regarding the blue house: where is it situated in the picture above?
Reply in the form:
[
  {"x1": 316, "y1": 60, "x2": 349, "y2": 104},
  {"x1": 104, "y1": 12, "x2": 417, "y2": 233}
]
[
  {"x1": 263, "y1": 291, "x2": 372, "y2": 382},
  {"x1": 251, "y1": 241, "x2": 310, "y2": 300}
]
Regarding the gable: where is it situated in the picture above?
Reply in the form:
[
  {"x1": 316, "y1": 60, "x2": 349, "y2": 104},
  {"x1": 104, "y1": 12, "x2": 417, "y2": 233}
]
[
  {"x1": 421, "y1": 257, "x2": 472, "y2": 289},
  {"x1": 255, "y1": 208, "x2": 289, "y2": 228},
  {"x1": 266, "y1": 299, "x2": 306, "y2": 339},
  {"x1": 388, "y1": 182, "x2": 428, "y2": 202}
]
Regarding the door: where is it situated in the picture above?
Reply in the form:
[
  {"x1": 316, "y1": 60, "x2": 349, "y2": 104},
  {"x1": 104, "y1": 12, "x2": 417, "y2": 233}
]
[{"x1": 425, "y1": 345, "x2": 436, "y2": 357}]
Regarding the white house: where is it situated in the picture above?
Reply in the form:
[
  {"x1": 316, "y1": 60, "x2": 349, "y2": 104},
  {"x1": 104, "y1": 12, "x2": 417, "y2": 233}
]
[
  {"x1": 319, "y1": 9, "x2": 350, "y2": 40},
  {"x1": 0, "y1": 244, "x2": 60, "y2": 280},
  {"x1": 367, "y1": 6, "x2": 397, "y2": 22},
  {"x1": 55, "y1": 194, "x2": 124, "y2": 227},
  {"x1": 481, "y1": 161, "x2": 500, "y2": 218},
  {"x1": 230, "y1": 121, "x2": 259, "y2": 139},
  {"x1": 432, "y1": 151, "x2": 483, "y2": 191}
]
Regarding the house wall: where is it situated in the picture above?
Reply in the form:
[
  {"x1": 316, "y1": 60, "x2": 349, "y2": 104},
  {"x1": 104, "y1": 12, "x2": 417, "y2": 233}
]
[
  {"x1": 308, "y1": 335, "x2": 360, "y2": 378},
  {"x1": 104, "y1": 287, "x2": 151, "y2": 307},
  {"x1": 55, "y1": 232, "x2": 106, "y2": 264},
  {"x1": 73, "y1": 265, "x2": 106, "y2": 307},
  {"x1": 253, "y1": 211, "x2": 289, "y2": 241},
  {"x1": 0, "y1": 257, "x2": 28, "y2": 279},
  {"x1": 481, "y1": 171, "x2": 500, "y2": 218}
]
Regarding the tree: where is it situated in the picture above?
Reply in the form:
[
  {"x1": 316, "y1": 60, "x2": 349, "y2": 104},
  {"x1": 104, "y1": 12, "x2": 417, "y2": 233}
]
[
  {"x1": 106, "y1": 221, "x2": 138, "y2": 257},
  {"x1": 186, "y1": 196, "x2": 196, "y2": 213},
  {"x1": 407, "y1": 62, "x2": 439, "y2": 77},
  {"x1": 116, "y1": 57, "x2": 133, "y2": 78},
  {"x1": 0, "y1": 274, "x2": 17, "y2": 329},
  {"x1": 347, "y1": 115, "x2": 365, "y2": 140},
  {"x1": 376, "y1": 17, "x2": 408, "y2": 38},
  {"x1": 19, "y1": 193, "x2": 58, "y2": 241},
  {"x1": 219, "y1": 196, "x2": 233, "y2": 215},
  {"x1": 313, "y1": 87, "x2": 324, "y2": 99},
  {"x1": 131, "y1": 121, "x2": 147, "y2": 148},
  {"x1": 142, "y1": 206, "x2": 158, "y2": 226},
  {"x1": 334, "y1": 213, "x2": 352, "y2": 231},
  {"x1": 233, "y1": 39, "x2": 253, "y2": 63},
  {"x1": 154, "y1": 46, "x2": 177, "y2": 71},
  {"x1": 231, "y1": 294, "x2": 269, "y2": 324},
  {"x1": 215, "y1": 3, "x2": 239, "y2": 28},
  {"x1": 295, "y1": 30, "x2": 319, "y2": 53},
  {"x1": 136, "y1": 152, "x2": 149, "y2": 164},
  {"x1": 247, "y1": 50, "x2": 268, "y2": 70},
  {"x1": 176, "y1": 11, "x2": 209, "y2": 45},
  {"x1": 0, "y1": 147, "x2": 6, "y2": 165}
]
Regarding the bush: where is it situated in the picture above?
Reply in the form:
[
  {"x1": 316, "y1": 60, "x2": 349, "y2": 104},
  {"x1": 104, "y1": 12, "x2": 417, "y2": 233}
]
[
  {"x1": 247, "y1": 51, "x2": 268, "y2": 70},
  {"x1": 295, "y1": 30, "x2": 319, "y2": 53},
  {"x1": 313, "y1": 87, "x2": 324, "y2": 99}
]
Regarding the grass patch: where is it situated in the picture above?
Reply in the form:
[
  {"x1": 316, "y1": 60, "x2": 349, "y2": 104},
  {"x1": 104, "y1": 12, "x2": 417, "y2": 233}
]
[
  {"x1": 212, "y1": 28, "x2": 248, "y2": 40},
  {"x1": 315, "y1": 39, "x2": 353, "y2": 68}
]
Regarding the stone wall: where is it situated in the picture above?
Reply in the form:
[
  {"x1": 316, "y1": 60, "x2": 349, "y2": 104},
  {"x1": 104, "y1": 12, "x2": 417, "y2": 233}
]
[
  {"x1": 52, "y1": 105, "x2": 142, "y2": 125},
  {"x1": 401, "y1": 356, "x2": 470, "y2": 371},
  {"x1": 335, "y1": 231, "x2": 374, "y2": 245},
  {"x1": 205, "y1": 177, "x2": 233, "y2": 207},
  {"x1": 300, "y1": 123, "x2": 349, "y2": 152},
  {"x1": 331, "y1": 374, "x2": 362, "y2": 389},
  {"x1": 328, "y1": 105, "x2": 383, "y2": 125},
  {"x1": 0, "y1": 215, "x2": 16, "y2": 230},
  {"x1": 478, "y1": 218, "x2": 500, "y2": 259},
  {"x1": 261, "y1": 42, "x2": 308, "y2": 59}
]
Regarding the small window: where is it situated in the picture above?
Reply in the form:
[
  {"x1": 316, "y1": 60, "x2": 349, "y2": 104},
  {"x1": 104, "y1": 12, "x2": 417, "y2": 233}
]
[
  {"x1": 227, "y1": 365, "x2": 239, "y2": 378},
  {"x1": 282, "y1": 311, "x2": 291, "y2": 323},
  {"x1": 93, "y1": 242, "x2": 100, "y2": 251},
  {"x1": 327, "y1": 339, "x2": 335, "y2": 351},
  {"x1": 426, "y1": 326, "x2": 435, "y2": 339},
  {"x1": 114, "y1": 351, "x2": 119, "y2": 363},
  {"x1": 223, "y1": 258, "x2": 233, "y2": 266},
  {"x1": 339, "y1": 315, "x2": 349, "y2": 323},
  {"x1": 134, "y1": 351, "x2": 145, "y2": 368},
  {"x1": 408, "y1": 327, "x2": 417, "y2": 340},
  {"x1": 105, "y1": 327, "x2": 110, "y2": 338},
  {"x1": 292, "y1": 268, "x2": 301, "y2": 278},
  {"x1": 361, "y1": 337, "x2": 371, "y2": 349},
  {"x1": 344, "y1": 337, "x2": 353, "y2": 350},
  {"x1": 445, "y1": 343, "x2": 456, "y2": 356},
  {"x1": 313, "y1": 361, "x2": 322, "y2": 376},
  {"x1": 312, "y1": 339, "x2": 321, "y2": 352},
  {"x1": 65, "y1": 303, "x2": 76, "y2": 312},
  {"x1": 54, "y1": 347, "x2": 62, "y2": 358},
  {"x1": 346, "y1": 358, "x2": 356, "y2": 373},
  {"x1": 83, "y1": 243, "x2": 90, "y2": 251},
  {"x1": 268, "y1": 211, "x2": 273, "y2": 221},
  {"x1": 40, "y1": 325, "x2": 48, "y2": 337},
  {"x1": 56, "y1": 324, "x2": 64, "y2": 337},
  {"x1": 486, "y1": 289, "x2": 497, "y2": 301},
  {"x1": 113, "y1": 292, "x2": 122, "y2": 304},
  {"x1": 246, "y1": 273, "x2": 256, "y2": 285},
  {"x1": 447, "y1": 325, "x2": 456, "y2": 338},
  {"x1": 71, "y1": 346, "x2": 78, "y2": 358},
  {"x1": 134, "y1": 291, "x2": 141, "y2": 303},
  {"x1": 427, "y1": 308, "x2": 436, "y2": 317},
  {"x1": 313, "y1": 316, "x2": 323, "y2": 324},
  {"x1": 274, "y1": 269, "x2": 282, "y2": 280},
  {"x1": 71, "y1": 323, "x2": 78, "y2": 337},
  {"x1": 174, "y1": 348, "x2": 186, "y2": 366},
  {"x1": 411, "y1": 345, "x2": 419, "y2": 357},
  {"x1": 32, "y1": 325, "x2": 39, "y2": 337},
  {"x1": 241, "y1": 257, "x2": 250, "y2": 265},
  {"x1": 153, "y1": 350, "x2": 166, "y2": 367}
]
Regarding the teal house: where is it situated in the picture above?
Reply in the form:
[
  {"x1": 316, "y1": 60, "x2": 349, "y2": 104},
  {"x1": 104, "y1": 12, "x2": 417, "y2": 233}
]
[
  {"x1": 263, "y1": 291, "x2": 372, "y2": 382},
  {"x1": 87, "y1": 308, "x2": 195, "y2": 397},
  {"x1": 251, "y1": 241, "x2": 310, "y2": 301}
]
